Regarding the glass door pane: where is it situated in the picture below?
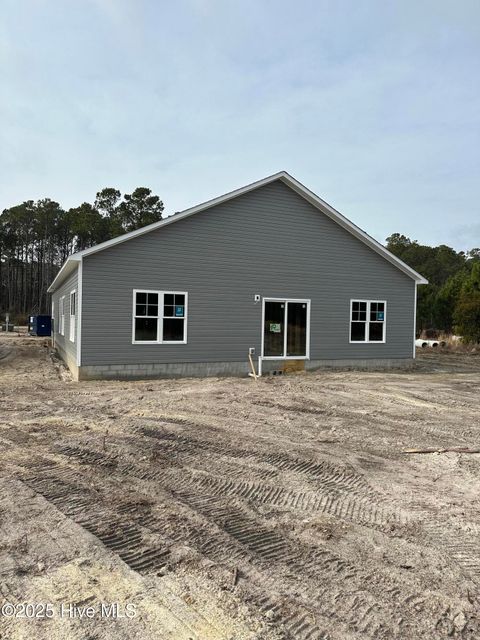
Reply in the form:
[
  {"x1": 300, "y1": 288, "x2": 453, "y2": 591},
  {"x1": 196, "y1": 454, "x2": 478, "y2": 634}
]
[
  {"x1": 286, "y1": 302, "x2": 307, "y2": 356},
  {"x1": 264, "y1": 301, "x2": 285, "y2": 356}
]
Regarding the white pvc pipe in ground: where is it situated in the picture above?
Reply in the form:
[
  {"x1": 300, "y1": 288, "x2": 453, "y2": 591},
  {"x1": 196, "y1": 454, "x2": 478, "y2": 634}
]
[{"x1": 415, "y1": 339, "x2": 445, "y2": 348}]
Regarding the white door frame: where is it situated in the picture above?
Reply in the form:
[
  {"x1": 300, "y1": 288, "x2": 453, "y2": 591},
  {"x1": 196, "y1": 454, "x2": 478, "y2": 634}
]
[{"x1": 261, "y1": 297, "x2": 311, "y2": 360}]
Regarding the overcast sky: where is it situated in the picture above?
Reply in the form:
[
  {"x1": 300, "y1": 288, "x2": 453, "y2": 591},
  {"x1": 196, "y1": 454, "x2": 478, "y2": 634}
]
[{"x1": 1, "y1": 0, "x2": 479, "y2": 250}]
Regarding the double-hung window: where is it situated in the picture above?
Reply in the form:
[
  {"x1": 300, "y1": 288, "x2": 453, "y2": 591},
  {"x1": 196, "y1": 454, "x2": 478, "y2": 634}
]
[
  {"x1": 350, "y1": 300, "x2": 386, "y2": 343},
  {"x1": 69, "y1": 290, "x2": 76, "y2": 342},
  {"x1": 59, "y1": 296, "x2": 65, "y2": 336},
  {"x1": 133, "y1": 290, "x2": 187, "y2": 344}
]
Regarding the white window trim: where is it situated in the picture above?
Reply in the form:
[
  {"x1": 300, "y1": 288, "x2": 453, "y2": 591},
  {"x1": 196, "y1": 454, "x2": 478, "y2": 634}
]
[
  {"x1": 132, "y1": 289, "x2": 188, "y2": 345},
  {"x1": 261, "y1": 297, "x2": 311, "y2": 360},
  {"x1": 69, "y1": 289, "x2": 76, "y2": 343},
  {"x1": 349, "y1": 299, "x2": 387, "y2": 344},
  {"x1": 59, "y1": 295, "x2": 65, "y2": 336}
]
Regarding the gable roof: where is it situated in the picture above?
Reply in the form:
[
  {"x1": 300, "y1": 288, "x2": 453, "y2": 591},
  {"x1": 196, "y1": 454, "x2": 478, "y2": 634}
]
[{"x1": 48, "y1": 171, "x2": 428, "y2": 292}]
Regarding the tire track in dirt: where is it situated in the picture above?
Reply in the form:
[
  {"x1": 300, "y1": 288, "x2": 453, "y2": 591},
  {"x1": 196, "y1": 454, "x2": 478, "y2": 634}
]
[
  {"x1": 19, "y1": 470, "x2": 174, "y2": 576},
  {"x1": 172, "y1": 490, "x2": 387, "y2": 638},
  {"x1": 51, "y1": 435, "x2": 480, "y2": 590},
  {"x1": 17, "y1": 463, "x2": 337, "y2": 638},
  {"x1": 422, "y1": 522, "x2": 480, "y2": 582},
  {"x1": 55, "y1": 440, "x2": 403, "y2": 530},
  {"x1": 138, "y1": 426, "x2": 403, "y2": 528},
  {"x1": 16, "y1": 452, "x2": 478, "y2": 639},
  {"x1": 178, "y1": 469, "x2": 400, "y2": 529}
]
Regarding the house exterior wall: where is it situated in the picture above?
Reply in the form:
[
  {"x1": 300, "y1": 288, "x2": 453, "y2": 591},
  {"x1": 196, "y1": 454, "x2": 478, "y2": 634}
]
[
  {"x1": 78, "y1": 180, "x2": 415, "y2": 378},
  {"x1": 51, "y1": 267, "x2": 78, "y2": 377}
]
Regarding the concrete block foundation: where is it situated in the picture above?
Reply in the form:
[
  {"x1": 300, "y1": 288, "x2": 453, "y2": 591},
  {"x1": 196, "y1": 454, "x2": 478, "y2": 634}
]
[{"x1": 75, "y1": 358, "x2": 414, "y2": 381}]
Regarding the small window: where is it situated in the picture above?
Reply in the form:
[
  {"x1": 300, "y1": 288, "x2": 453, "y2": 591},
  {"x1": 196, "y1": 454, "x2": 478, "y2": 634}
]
[
  {"x1": 69, "y1": 290, "x2": 76, "y2": 342},
  {"x1": 350, "y1": 300, "x2": 386, "y2": 343},
  {"x1": 133, "y1": 290, "x2": 187, "y2": 344},
  {"x1": 59, "y1": 296, "x2": 65, "y2": 336}
]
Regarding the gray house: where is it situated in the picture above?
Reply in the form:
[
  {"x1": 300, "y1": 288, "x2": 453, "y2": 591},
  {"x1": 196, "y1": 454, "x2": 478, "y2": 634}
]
[{"x1": 48, "y1": 172, "x2": 427, "y2": 380}]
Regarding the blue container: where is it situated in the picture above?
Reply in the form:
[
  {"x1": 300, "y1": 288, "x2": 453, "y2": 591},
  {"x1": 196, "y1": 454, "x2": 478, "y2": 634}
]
[{"x1": 29, "y1": 315, "x2": 52, "y2": 337}]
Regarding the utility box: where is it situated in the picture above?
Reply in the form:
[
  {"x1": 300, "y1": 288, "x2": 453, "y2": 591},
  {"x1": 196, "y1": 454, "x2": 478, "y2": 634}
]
[{"x1": 29, "y1": 315, "x2": 52, "y2": 337}]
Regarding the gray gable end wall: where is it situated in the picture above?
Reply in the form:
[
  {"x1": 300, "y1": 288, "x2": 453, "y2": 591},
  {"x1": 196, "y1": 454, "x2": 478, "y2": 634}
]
[{"x1": 80, "y1": 180, "x2": 415, "y2": 368}]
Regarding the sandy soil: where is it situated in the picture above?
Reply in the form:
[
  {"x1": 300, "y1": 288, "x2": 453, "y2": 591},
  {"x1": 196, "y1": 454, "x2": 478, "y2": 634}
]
[{"x1": 1, "y1": 335, "x2": 480, "y2": 639}]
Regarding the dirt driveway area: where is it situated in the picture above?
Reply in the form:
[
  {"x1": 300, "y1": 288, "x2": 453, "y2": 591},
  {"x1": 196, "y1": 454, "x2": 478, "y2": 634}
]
[{"x1": 1, "y1": 336, "x2": 480, "y2": 639}]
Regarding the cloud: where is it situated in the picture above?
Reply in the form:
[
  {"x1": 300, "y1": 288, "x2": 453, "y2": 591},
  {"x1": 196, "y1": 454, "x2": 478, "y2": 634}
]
[{"x1": 0, "y1": 0, "x2": 479, "y2": 252}]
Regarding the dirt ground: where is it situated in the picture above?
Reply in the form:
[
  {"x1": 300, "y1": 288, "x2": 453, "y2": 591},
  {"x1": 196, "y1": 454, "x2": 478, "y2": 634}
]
[{"x1": 1, "y1": 336, "x2": 480, "y2": 639}]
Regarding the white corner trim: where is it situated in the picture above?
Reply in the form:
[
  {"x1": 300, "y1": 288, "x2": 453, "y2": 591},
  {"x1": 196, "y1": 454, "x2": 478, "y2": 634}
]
[
  {"x1": 47, "y1": 171, "x2": 428, "y2": 292},
  {"x1": 76, "y1": 259, "x2": 83, "y2": 366},
  {"x1": 413, "y1": 283, "x2": 417, "y2": 359}
]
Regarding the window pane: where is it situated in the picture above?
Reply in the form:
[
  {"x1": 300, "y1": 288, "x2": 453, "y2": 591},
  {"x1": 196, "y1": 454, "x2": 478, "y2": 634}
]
[
  {"x1": 164, "y1": 305, "x2": 174, "y2": 317},
  {"x1": 351, "y1": 322, "x2": 366, "y2": 341},
  {"x1": 286, "y1": 302, "x2": 307, "y2": 356},
  {"x1": 369, "y1": 322, "x2": 384, "y2": 341},
  {"x1": 163, "y1": 318, "x2": 184, "y2": 341},
  {"x1": 370, "y1": 303, "x2": 385, "y2": 321},
  {"x1": 147, "y1": 304, "x2": 158, "y2": 316},
  {"x1": 164, "y1": 294, "x2": 174, "y2": 305},
  {"x1": 175, "y1": 305, "x2": 184, "y2": 317},
  {"x1": 175, "y1": 294, "x2": 185, "y2": 306},
  {"x1": 352, "y1": 301, "x2": 367, "y2": 320},
  {"x1": 264, "y1": 301, "x2": 285, "y2": 356},
  {"x1": 136, "y1": 304, "x2": 147, "y2": 316},
  {"x1": 136, "y1": 292, "x2": 147, "y2": 304},
  {"x1": 377, "y1": 302, "x2": 385, "y2": 322},
  {"x1": 147, "y1": 293, "x2": 158, "y2": 305},
  {"x1": 135, "y1": 317, "x2": 157, "y2": 341}
]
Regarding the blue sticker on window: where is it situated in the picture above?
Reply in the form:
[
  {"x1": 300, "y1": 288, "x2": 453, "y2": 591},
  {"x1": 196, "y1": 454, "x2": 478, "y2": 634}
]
[
  {"x1": 378, "y1": 312, "x2": 384, "y2": 321},
  {"x1": 175, "y1": 306, "x2": 184, "y2": 317}
]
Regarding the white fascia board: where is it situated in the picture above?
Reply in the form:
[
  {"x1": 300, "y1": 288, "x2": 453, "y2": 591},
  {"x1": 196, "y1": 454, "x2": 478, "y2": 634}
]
[
  {"x1": 47, "y1": 256, "x2": 81, "y2": 293},
  {"x1": 48, "y1": 170, "x2": 428, "y2": 290}
]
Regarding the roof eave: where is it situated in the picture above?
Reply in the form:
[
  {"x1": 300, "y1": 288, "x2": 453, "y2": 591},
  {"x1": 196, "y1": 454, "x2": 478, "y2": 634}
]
[{"x1": 47, "y1": 256, "x2": 81, "y2": 293}]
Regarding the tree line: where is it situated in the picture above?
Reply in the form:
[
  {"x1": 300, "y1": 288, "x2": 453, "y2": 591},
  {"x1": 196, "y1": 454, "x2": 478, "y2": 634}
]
[
  {"x1": 0, "y1": 187, "x2": 164, "y2": 321},
  {"x1": 386, "y1": 234, "x2": 480, "y2": 343}
]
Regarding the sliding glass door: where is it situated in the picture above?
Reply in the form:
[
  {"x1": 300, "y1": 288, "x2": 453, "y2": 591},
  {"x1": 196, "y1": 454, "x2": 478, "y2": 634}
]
[{"x1": 263, "y1": 299, "x2": 309, "y2": 358}]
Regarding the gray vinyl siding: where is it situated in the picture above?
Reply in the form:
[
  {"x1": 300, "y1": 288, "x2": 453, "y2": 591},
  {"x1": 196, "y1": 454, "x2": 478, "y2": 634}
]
[
  {"x1": 81, "y1": 180, "x2": 415, "y2": 366},
  {"x1": 52, "y1": 267, "x2": 78, "y2": 369}
]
